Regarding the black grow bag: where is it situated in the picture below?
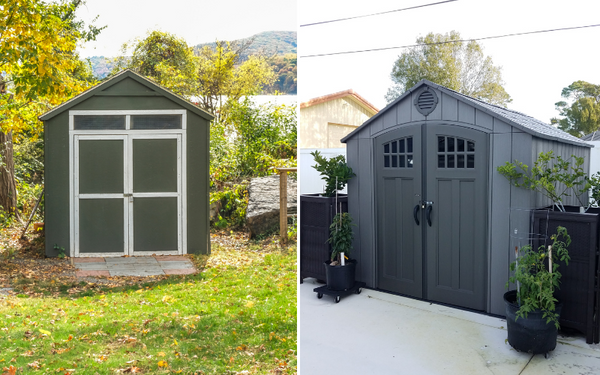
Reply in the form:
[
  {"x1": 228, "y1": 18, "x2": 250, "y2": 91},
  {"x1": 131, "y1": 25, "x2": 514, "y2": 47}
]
[
  {"x1": 504, "y1": 290, "x2": 562, "y2": 355},
  {"x1": 324, "y1": 259, "x2": 356, "y2": 291}
]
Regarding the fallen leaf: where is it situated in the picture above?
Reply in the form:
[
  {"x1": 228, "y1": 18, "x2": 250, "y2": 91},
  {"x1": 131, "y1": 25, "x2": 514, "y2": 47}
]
[{"x1": 157, "y1": 360, "x2": 168, "y2": 368}]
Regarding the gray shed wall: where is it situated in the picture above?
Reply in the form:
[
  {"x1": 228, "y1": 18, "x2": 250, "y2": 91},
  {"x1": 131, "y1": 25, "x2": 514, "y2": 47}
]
[{"x1": 345, "y1": 85, "x2": 591, "y2": 316}]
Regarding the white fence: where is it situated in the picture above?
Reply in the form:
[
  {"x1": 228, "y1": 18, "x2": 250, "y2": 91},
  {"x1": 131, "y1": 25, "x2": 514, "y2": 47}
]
[{"x1": 299, "y1": 148, "x2": 347, "y2": 195}]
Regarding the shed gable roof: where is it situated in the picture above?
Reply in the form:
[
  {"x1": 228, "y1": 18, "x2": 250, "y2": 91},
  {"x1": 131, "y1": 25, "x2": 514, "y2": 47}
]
[
  {"x1": 342, "y1": 80, "x2": 589, "y2": 147},
  {"x1": 39, "y1": 69, "x2": 214, "y2": 121}
]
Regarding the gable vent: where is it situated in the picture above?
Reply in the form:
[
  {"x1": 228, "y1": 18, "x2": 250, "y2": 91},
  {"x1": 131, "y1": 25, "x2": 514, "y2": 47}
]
[{"x1": 414, "y1": 88, "x2": 438, "y2": 116}]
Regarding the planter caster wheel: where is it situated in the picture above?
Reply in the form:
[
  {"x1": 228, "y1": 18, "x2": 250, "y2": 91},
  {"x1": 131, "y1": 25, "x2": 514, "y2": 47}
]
[
  {"x1": 544, "y1": 353, "x2": 549, "y2": 359},
  {"x1": 317, "y1": 293, "x2": 323, "y2": 299},
  {"x1": 335, "y1": 296, "x2": 341, "y2": 303},
  {"x1": 356, "y1": 288, "x2": 362, "y2": 294}
]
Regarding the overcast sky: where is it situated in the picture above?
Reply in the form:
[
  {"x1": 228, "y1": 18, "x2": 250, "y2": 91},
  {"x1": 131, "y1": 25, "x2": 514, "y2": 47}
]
[
  {"x1": 76, "y1": 0, "x2": 297, "y2": 58},
  {"x1": 298, "y1": 0, "x2": 600, "y2": 125}
]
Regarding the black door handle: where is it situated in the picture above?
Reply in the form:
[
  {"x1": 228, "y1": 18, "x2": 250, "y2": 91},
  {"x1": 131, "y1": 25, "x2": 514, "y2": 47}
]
[
  {"x1": 413, "y1": 204, "x2": 420, "y2": 225},
  {"x1": 426, "y1": 205, "x2": 433, "y2": 227}
]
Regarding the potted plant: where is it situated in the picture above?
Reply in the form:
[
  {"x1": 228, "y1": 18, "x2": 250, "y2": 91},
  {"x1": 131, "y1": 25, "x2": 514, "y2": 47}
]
[
  {"x1": 499, "y1": 151, "x2": 600, "y2": 344},
  {"x1": 504, "y1": 226, "x2": 571, "y2": 355},
  {"x1": 324, "y1": 212, "x2": 356, "y2": 291},
  {"x1": 310, "y1": 150, "x2": 356, "y2": 198},
  {"x1": 300, "y1": 151, "x2": 355, "y2": 282}
]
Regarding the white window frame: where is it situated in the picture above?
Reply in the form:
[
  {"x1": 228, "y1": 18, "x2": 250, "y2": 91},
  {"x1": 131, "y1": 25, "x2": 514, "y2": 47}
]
[{"x1": 69, "y1": 110, "x2": 187, "y2": 257}]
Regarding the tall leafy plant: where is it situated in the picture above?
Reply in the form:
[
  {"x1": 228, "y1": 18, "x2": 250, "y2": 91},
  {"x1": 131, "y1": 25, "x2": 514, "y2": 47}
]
[
  {"x1": 327, "y1": 212, "x2": 354, "y2": 265},
  {"x1": 509, "y1": 226, "x2": 571, "y2": 328},
  {"x1": 310, "y1": 151, "x2": 355, "y2": 197},
  {"x1": 497, "y1": 151, "x2": 594, "y2": 212}
]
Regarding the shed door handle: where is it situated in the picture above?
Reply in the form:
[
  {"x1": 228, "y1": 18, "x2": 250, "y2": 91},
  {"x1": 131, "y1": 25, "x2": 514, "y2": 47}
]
[
  {"x1": 413, "y1": 204, "x2": 420, "y2": 226},
  {"x1": 426, "y1": 205, "x2": 433, "y2": 227}
]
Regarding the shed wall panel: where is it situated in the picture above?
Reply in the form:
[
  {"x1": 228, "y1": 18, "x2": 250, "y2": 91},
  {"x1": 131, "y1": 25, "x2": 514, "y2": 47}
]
[
  {"x1": 357, "y1": 137, "x2": 375, "y2": 286},
  {"x1": 186, "y1": 112, "x2": 210, "y2": 254},
  {"x1": 45, "y1": 112, "x2": 71, "y2": 256},
  {"x1": 346, "y1": 139, "x2": 361, "y2": 276},
  {"x1": 369, "y1": 117, "x2": 383, "y2": 137},
  {"x1": 441, "y1": 93, "x2": 458, "y2": 122},
  {"x1": 508, "y1": 131, "x2": 534, "y2": 291},
  {"x1": 493, "y1": 118, "x2": 512, "y2": 134},
  {"x1": 397, "y1": 98, "x2": 412, "y2": 125},
  {"x1": 102, "y1": 78, "x2": 155, "y2": 92},
  {"x1": 382, "y1": 107, "x2": 397, "y2": 129},
  {"x1": 489, "y1": 132, "x2": 513, "y2": 315},
  {"x1": 458, "y1": 101, "x2": 475, "y2": 125},
  {"x1": 475, "y1": 110, "x2": 494, "y2": 131},
  {"x1": 71, "y1": 96, "x2": 181, "y2": 111}
]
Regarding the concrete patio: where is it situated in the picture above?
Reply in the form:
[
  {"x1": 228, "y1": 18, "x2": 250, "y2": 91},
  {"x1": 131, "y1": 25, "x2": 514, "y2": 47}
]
[
  {"x1": 73, "y1": 255, "x2": 196, "y2": 277},
  {"x1": 300, "y1": 278, "x2": 600, "y2": 374}
]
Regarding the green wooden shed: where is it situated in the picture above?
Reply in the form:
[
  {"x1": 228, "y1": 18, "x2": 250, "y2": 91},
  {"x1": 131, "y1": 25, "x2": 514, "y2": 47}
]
[{"x1": 39, "y1": 69, "x2": 214, "y2": 257}]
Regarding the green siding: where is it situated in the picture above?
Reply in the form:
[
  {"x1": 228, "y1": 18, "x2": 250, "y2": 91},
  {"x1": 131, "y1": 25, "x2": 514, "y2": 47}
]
[
  {"x1": 44, "y1": 112, "x2": 71, "y2": 257},
  {"x1": 133, "y1": 139, "x2": 177, "y2": 193},
  {"x1": 187, "y1": 112, "x2": 210, "y2": 255}
]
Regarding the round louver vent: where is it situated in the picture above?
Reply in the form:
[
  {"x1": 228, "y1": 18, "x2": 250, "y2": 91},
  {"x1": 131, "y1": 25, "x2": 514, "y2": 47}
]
[{"x1": 414, "y1": 88, "x2": 438, "y2": 116}]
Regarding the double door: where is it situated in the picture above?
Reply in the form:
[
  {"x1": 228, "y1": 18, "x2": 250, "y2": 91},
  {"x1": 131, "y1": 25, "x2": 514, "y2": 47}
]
[
  {"x1": 73, "y1": 134, "x2": 183, "y2": 256},
  {"x1": 376, "y1": 124, "x2": 487, "y2": 310}
]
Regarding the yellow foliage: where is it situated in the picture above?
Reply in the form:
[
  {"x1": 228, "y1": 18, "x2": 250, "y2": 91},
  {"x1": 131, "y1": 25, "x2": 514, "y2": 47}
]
[{"x1": 0, "y1": 0, "x2": 97, "y2": 135}]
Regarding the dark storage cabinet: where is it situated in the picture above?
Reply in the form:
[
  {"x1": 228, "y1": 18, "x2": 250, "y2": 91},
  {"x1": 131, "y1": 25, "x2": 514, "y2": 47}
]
[
  {"x1": 532, "y1": 207, "x2": 600, "y2": 344},
  {"x1": 300, "y1": 194, "x2": 348, "y2": 282}
]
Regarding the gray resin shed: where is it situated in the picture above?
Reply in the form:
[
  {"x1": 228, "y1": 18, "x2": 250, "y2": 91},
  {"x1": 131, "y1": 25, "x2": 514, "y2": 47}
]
[
  {"x1": 40, "y1": 70, "x2": 213, "y2": 258},
  {"x1": 341, "y1": 80, "x2": 591, "y2": 316}
]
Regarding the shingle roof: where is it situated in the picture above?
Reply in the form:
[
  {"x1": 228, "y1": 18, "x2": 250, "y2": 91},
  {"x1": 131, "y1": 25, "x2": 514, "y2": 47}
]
[
  {"x1": 342, "y1": 80, "x2": 590, "y2": 148},
  {"x1": 582, "y1": 131, "x2": 600, "y2": 141}
]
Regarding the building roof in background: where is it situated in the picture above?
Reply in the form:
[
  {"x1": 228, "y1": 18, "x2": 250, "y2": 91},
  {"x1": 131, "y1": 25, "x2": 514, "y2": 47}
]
[{"x1": 301, "y1": 89, "x2": 379, "y2": 115}]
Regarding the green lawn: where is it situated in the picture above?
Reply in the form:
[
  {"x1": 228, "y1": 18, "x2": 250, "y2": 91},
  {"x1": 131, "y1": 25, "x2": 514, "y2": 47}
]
[{"x1": 0, "y1": 237, "x2": 297, "y2": 374}]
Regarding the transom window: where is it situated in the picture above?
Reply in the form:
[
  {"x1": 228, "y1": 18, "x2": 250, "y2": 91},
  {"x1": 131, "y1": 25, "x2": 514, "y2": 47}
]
[
  {"x1": 437, "y1": 136, "x2": 475, "y2": 169},
  {"x1": 71, "y1": 111, "x2": 184, "y2": 131},
  {"x1": 383, "y1": 137, "x2": 413, "y2": 168}
]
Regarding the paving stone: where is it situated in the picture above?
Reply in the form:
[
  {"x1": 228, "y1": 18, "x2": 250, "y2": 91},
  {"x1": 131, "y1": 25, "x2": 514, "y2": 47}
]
[
  {"x1": 74, "y1": 263, "x2": 108, "y2": 270},
  {"x1": 163, "y1": 268, "x2": 196, "y2": 275},
  {"x1": 73, "y1": 257, "x2": 105, "y2": 263},
  {"x1": 76, "y1": 270, "x2": 110, "y2": 277},
  {"x1": 154, "y1": 255, "x2": 187, "y2": 261},
  {"x1": 109, "y1": 269, "x2": 165, "y2": 277},
  {"x1": 104, "y1": 257, "x2": 158, "y2": 264},
  {"x1": 158, "y1": 261, "x2": 194, "y2": 269}
]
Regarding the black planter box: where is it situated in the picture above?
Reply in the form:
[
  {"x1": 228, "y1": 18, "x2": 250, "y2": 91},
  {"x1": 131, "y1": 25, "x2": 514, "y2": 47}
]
[
  {"x1": 300, "y1": 194, "x2": 348, "y2": 282},
  {"x1": 532, "y1": 207, "x2": 600, "y2": 344}
]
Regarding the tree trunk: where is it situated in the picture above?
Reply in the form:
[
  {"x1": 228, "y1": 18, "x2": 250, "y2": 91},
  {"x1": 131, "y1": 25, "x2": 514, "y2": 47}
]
[{"x1": 0, "y1": 130, "x2": 17, "y2": 216}]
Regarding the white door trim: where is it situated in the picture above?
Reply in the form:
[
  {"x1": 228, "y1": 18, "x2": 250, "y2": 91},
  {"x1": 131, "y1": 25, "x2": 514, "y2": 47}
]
[{"x1": 69, "y1": 110, "x2": 187, "y2": 257}]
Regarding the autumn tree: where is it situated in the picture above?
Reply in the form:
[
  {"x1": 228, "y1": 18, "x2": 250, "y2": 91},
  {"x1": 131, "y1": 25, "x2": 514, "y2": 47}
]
[
  {"x1": 112, "y1": 30, "x2": 198, "y2": 98},
  {"x1": 196, "y1": 40, "x2": 275, "y2": 120},
  {"x1": 551, "y1": 81, "x2": 600, "y2": 138},
  {"x1": 385, "y1": 31, "x2": 511, "y2": 107},
  {"x1": 0, "y1": 0, "x2": 101, "y2": 217}
]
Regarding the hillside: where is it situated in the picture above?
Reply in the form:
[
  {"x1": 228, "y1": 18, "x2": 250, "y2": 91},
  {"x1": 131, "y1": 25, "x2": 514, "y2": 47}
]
[
  {"x1": 193, "y1": 31, "x2": 297, "y2": 60},
  {"x1": 88, "y1": 31, "x2": 297, "y2": 94}
]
